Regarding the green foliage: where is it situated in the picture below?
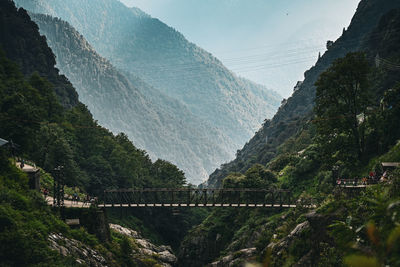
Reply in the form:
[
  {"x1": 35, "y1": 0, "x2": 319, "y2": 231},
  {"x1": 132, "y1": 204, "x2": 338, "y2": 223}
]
[
  {"x1": 0, "y1": 0, "x2": 78, "y2": 108},
  {"x1": 223, "y1": 164, "x2": 277, "y2": 189},
  {"x1": 151, "y1": 159, "x2": 186, "y2": 188},
  {"x1": 0, "y1": 3, "x2": 201, "y2": 264},
  {"x1": 0, "y1": 162, "x2": 75, "y2": 266},
  {"x1": 114, "y1": 235, "x2": 135, "y2": 267},
  {"x1": 0, "y1": 158, "x2": 171, "y2": 266},
  {"x1": 109, "y1": 206, "x2": 209, "y2": 251},
  {"x1": 267, "y1": 153, "x2": 299, "y2": 172},
  {"x1": 365, "y1": 84, "x2": 400, "y2": 157},
  {"x1": 69, "y1": 227, "x2": 99, "y2": 247},
  {"x1": 222, "y1": 173, "x2": 247, "y2": 188},
  {"x1": 314, "y1": 52, "x2": 371, "y2": 167},
  {"x1": 23, "y1": 7, "x2": 281, "y2": 185},
  {"x1": 0, "y1": 48, "x2": 188, "y2": 195},
  {"x1": 344, "y1": 255, "x2": 380, "y2": 267},
  {"x1": 182, "y1": 6, "x2": 400, "y2": 267}
]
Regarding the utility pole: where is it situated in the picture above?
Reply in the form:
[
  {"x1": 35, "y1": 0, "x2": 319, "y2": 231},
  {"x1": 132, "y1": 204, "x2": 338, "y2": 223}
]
[
  {"x1": 9, "y1": 140, "x2": 18, "y2": 164},
  {"x1": 332, "y1": 165, "x2": 339, "y2": 186},
  {"x1": 53, "y1": 165, "x2": 65, "y2": 208}
]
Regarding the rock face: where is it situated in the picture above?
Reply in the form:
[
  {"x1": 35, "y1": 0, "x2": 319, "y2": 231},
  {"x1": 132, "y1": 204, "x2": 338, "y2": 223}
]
[
  {"x1": 109, "y1": 223, "x2": 177, "y2": 266},
  {"x1": 48, "y1": 224, "x2": 177, "y2": 266},
  {"x1": 267, "y1": 221, "x2": 311, "y2": 256},
  {"x1": 48, "y1": 233, "x2": 108, "y2": 266},
  {"x1": 178, "y1": 228, "x2": 226, "y2": 267},
  {"x1": 210, "y1": 247, "x2": 258, "y2": 267}
]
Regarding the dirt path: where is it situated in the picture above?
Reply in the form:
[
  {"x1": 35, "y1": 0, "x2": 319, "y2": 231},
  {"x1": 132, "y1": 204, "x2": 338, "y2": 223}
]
[{"x1": 46, "y1": 196, "x2": 91, "y2": 208}]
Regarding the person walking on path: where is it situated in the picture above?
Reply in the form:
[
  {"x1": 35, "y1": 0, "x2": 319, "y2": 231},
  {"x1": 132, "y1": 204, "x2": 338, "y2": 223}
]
[
  {"x1": 73, "y1": 192, "x2": 78, "y2": 204},
  {"x1": 43, "y1": 188, "x2": 48, "y2": 200}
]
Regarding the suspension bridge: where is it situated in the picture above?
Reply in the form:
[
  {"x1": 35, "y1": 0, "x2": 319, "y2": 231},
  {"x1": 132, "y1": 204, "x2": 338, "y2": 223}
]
[{"x1": 100, "y1": 188, "x2": 315, "y2": 208}]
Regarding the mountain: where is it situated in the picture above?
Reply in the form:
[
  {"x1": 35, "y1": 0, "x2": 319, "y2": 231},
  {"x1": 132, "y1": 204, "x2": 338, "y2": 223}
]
[
  {"x1": 0, "y1": 0, "x2": 188, "y2": 194},
  {"x1": 0, "y1": 2, "x2": 78, "y2": 108},
  {"x1": 178, "y1": 3, "x2": 400, "y2": 266},
  {"x1": 0, "y1": 2, "x2": 201, "y2": 264},
  {"x1": 26, "y1": 13, "x2": 235, "y2": 184},
  {"x1": 14, "y1": 0, "x2": 282, "y2": 158},
  {"x1": 205, "y1": 0, "x2": 400, "y2": 188}
]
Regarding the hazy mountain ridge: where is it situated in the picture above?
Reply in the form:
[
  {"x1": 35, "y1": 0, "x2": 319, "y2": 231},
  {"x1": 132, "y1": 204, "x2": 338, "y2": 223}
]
[
  {"x1": 14, "y1": 0, "x2": 282, "y2": 150},
  {"x1": 206, "y1": 0, "x2": 400, "y2": 187},
  {"x1": 29, "y1": 13, "x2": 235, "y2": 184}
]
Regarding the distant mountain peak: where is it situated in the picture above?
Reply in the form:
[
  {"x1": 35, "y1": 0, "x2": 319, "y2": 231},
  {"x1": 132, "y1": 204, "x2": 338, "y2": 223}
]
[
  {"x1": 129, "y1": 6, "x2": 150, "y2": 18},
  {"x1": 15, "y1": 0, "x2": 282, "y2": 184}
]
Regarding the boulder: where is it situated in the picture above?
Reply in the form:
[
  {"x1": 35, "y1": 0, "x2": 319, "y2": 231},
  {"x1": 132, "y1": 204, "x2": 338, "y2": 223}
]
[
  {"x1": 109, "y1": 223, "x2": 177, "y2": 266},
  {"x1": 48, "y1": 233, "x2": 108, "y2": 267},
  {"x1": 210, "y1": 247, "x2": 257, "y2": 266}
]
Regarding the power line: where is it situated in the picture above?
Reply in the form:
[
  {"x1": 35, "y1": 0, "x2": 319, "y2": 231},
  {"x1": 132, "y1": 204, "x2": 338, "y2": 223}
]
[
  {"x1": 109, "y1": 27, "x2": 400, "y2": 73},
  {"x1": 105, "y1": 28, "x2": 400, "y2": 87}
]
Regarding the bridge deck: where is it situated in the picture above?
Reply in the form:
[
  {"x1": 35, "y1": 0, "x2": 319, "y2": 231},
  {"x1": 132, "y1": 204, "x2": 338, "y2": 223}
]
[
  {"x1": 102, "y1": 203, "x2": 301, "y2": 208},
  {"x1": 46, "y1": 196, "x2": 91, "y2": 208},
  {"x1": 338, "y1": 185, "x2": 369, "y2": 188},
  {"x1": 101, "y1": 188, "x2": 315, "y2": 209}
]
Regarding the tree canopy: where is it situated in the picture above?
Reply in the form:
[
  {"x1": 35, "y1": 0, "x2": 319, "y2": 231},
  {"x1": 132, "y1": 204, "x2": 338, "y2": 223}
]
[
  {"x1": 0, "y1": 50, "x2": 187, "y2": 194},
  {"x1": 314, "y1": 52, "x2": 371, "y2": 166}
]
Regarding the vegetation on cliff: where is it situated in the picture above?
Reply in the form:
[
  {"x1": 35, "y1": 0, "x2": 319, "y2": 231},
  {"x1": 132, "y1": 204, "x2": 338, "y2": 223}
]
[
  {"x1": 178, "y1": 4, "x2": 400, "y2": 266},
  {"x1": 25, "y1": 13, "x2": 235, "y2": 185},
  {"x1": 14, "y1": 0, "x2": 282, "y2": 184},
  {"x1": 207, "y1": 0, "x2": 400, "y2": 188},
  {"x1": 0, "y1": 1, "x2": 202, "y2": 264}
]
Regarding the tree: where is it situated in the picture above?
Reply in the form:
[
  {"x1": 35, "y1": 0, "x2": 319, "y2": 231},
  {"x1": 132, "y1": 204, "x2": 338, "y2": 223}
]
[
  {"x1": 152, "y1": 159, "x2": 186, "y2": 188},
  {"x1": 222, "y1": 164, "x2": 276, "y2": 189},
  {"x1": 380, "y1": 84, "x2": 400, "y2": 147},
  {"x1": 314, "y1": 52, "x2": 371, "y2": 166}
]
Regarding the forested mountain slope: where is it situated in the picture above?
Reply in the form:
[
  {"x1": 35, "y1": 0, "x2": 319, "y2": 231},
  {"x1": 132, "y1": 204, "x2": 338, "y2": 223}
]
[
  {"x1": 206, "y1": 0, "x2": 400, "y2": 187},
  {"x1": 27, "y1": 13, "x2": 234, "y2": 185},
  {"x1": 178, "y1": 5, "x2": 400, "y2": 266},
  {"x1": 0, "y1": 1, "x2": 203, "y2": 264},
  {"x1": 14, "y1": 0, "x2": 282, "y2": 153},
  {"x1": 0, "y1": 2, "x2": 77, "y2": 108},
  {"x1": 0, "y1": 0, "x2": 189, "y2": 197},
  {"x1": 0, "y1": 1, "x2": 204, "y2": 258}
]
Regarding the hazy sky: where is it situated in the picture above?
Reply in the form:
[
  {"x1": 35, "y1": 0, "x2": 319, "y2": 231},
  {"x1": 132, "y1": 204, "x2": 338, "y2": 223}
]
[{"x1": 119, "y1": 0, "x2": 360, "y2": 97}]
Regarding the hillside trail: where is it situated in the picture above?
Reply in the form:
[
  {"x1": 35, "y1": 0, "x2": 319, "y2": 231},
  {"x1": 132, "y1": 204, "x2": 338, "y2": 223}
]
[{"x1": 45, "y1": 196, "x2": 91, "y2": 208}]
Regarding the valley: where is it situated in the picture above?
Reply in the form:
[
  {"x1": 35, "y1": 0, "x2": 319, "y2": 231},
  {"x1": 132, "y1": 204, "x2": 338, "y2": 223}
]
[{"x1": 1, "y1": 0, "x2": 400, "y2": 266}]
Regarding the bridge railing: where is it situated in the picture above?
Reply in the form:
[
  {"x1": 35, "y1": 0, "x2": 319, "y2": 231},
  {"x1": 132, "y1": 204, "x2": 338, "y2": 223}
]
[
  {"x1": 101, "y1": 188, "x2": 296, "y2": 208},
  {"x1": 336, "y1": 178, "x2": 379, "y2": 187}
]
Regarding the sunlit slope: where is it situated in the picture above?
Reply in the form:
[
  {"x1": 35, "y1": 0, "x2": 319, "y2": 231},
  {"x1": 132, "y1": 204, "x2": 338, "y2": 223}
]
[
  {"x1": 15, "y1": 0, "x2": 281, "y2": 152},
  {"x1": 29, "y1": 13, "x2": 235, "y2": 184}
]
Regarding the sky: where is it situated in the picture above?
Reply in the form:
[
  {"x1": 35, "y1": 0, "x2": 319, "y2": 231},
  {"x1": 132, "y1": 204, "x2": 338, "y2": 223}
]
[{"x1": 119, "y1": 0, "x2": 360, "y2": 97}]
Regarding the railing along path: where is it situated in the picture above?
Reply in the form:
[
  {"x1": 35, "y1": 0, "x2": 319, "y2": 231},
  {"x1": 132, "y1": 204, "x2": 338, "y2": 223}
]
[{"x1": 101, "y1": 188, "x2": 315, "y2": 208}]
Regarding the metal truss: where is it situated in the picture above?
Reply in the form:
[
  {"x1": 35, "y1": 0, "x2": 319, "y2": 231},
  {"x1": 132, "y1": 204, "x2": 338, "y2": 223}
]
[{"x1": 101, "y1": 188, "x2": 313, "y2": 208}]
